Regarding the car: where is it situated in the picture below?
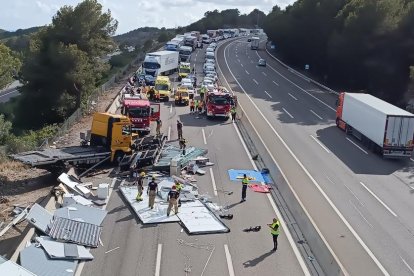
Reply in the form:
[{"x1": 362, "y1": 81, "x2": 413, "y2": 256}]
[
  {"x1": 181, "y1": 78, "x2": 193, "y2": 87},
  {"x1": 204, "y1": 67, "x2": 216, "y2": 75},
  {"x1": 205, "y1": 72, "x2": 218, "y2": 82},
  {"x1": 206, "y1": 47, "x2": 214, "y2": 53},
  {"x1": 203, "y1": 64, "x2": 215, "y2": 73},
  {"x1": 247, "y1": 38, "x2": 251, "y2": 42},
  {"x1": 204, "y1": 76, "x2": 216, "y2": 84},
  {"x1": 204, "y1": 59, "x2": 215, "y2": 68},
  {"x1": 210, "y1": 42, "x2": 217, "y2": 49},
  {"x1": 258, "y1": 58, "x2": 266, "y2": 67}
]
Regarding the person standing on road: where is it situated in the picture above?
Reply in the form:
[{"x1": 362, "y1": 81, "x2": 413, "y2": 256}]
[
  {"x1": 190, "y1": 99, "x2": 195, "y2": 114},
  {"x1": 179, "y1": 137, "x2": 187, "y2": 155},
  {"x1": 177, "y1": 120, "x2": 183, "y2": 139},
  {"x1": 195, "y1": 100, "x2": 199, "y2": 114},
  {"x1": 147, "y1": 176, "x2": 158, "y2": 209},
  {"x1": 230, "y1": 106, "x2": 237, "y2": 122},
  {"x1": 156, "y1": 118, "x2": 162, "y2": 136},
  {"x1": 241, "y1": 174, "x2": 249, "y2": 202},
  {"x1": 198, "y1": 100, "x2": 203, "y2": 114},
  {"x1": 167, "y1": 185, "x2": 180, "y2": 216},
  {"x1": 268, "y1": 218, "x2": 280, "y2": 251},
  {"x1": 175, "y1": 180, "x2": 184, "y2": 207},
  {"x1": 200, "y1": 86, "x2": 206, "y2": 102},
  {"x1": 136, "y1": 172, "x2": 145, "y2": 201}
]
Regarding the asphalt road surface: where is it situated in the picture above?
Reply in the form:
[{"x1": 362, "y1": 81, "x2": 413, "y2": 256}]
[
  {"x1": 0, "y1": 85, "x2": 20, "y2": 103},
  {"x1": 216, "y1": 37, "x2": 414, "y2": 276},
  {"x1": 78, "y1": 44, "x2": 308, "y2": 276}
]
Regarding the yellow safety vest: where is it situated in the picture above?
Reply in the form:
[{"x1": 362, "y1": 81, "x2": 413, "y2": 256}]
[
  {"x1": 242, "y1": 178, "x2": 249, "y2": 185},
  {"x1": 176, "y1": 183, "x2": 183, "y2": 192},
  {"x1": 270, "y1": 221, "x2": 280, "y2": 235}
]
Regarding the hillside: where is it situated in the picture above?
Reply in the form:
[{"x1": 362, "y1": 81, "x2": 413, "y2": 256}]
[
  {"x1": 0, "y1": 26, "x2": 42, "y2": 40},
  {"x1": 113, "y1": 27, "x2": 163, "y2": 48}
]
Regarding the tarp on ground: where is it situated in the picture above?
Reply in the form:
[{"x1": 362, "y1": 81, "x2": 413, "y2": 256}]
[{"x1": 227, "y1": 169, "x2": 265, "y2": 183}]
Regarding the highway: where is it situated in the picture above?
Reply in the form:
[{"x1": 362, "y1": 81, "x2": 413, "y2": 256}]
[
  {"x1": 78, "y1": 44, "x2": 309, "y2": 276},
  {"x1": 216, "y1": 37, "x2": 414, "y2": 275},
  {"x1": 0, "y1": 81, "x2": 20, "y2": 103}
]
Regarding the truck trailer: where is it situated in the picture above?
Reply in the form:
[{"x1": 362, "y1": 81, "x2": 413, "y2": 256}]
[
  {"x1": 143, "y1": 51, "x2": 179, "y2": 77},
  {"x1": 250, "y1": 37, "x2": 259, "y2": 50},
  {"x1": 336, "y1": 92, "x2": 414, "y2": 158}
]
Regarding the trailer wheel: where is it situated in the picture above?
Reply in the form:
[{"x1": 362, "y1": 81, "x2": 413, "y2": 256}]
[{"x1": 114, "y1": 151, "x2": 125, "y2": 164}]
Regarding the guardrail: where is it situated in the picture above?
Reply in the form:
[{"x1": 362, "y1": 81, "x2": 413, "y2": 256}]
[{"x1": 264, "y1": 44, "x2": 339, "y2": 95}]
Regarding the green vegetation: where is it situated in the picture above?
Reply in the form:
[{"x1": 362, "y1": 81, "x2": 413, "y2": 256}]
[
  {"x1": 186, "y1": 9, "x2": 266, "y2": 33},
  {"x1": 263, "y1": 0, "x2": 414, "y2": 105},
  {"x1": 0, "y1": 44, "x2": 21, "y2": 89}
]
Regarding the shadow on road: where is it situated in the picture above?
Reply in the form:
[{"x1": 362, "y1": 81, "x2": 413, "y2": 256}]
[{"x1": 242, "y1": 250, "x2": 274, "y2": 268}]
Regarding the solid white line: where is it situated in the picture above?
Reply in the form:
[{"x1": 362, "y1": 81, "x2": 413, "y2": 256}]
[
  {"x1": 253, "y1": 79, "x2": 258, "y2": 85},
  {"x1": 282, "y1": 107, "x2": 294, "y2": 119},
  {"x1": 202, "y1": 128, "x2": 207, "y2": 145},
  {"x1": 245, "y1": 70, "x2": 249, "y2": 75},
  {"x1": 241, "y1": 64, "x2": 244, "y2": 68},
  {"x1": 0, "y1": 89, "x2": 18, "y2": 98},
  {"x1": 410, "y1": 158, "x2": 414, "y2": 162},
  {"x1": 210, "y1": 168, "x2": 218, "y2": 196},
  {"x1": 155, "y1": 244, "x2": 162, "y2": 276},
  {"x1": 288, "y1": 93, "x2": 298, "y2": 100},
  {"x1": 310, "y1": 135, "x2": 330, "y2": 153},
  {"x1": 224, "y1": 245, "x2": 235, "y2": 276},
  {"x1": 360, "y1": 182, "x2": 397, "y2": 217},
  {"x1": 346, "y1": 138, "x2": 369, "y2": 155},
  {"x1": 221, "y1": 40, "x2": 388, "y2": 276},
  {"x1": 264, "y1": 91, "x2": 272, "y2": 99},
  {"x1": 255, "y1": 51, "x2": 335, "y2": 112},
  {"x1": 310, "y1": 109, "x2": 323, "y2": 120},
  {"x1": 262, "y1": 72, "x2": 267, "y2": 77},
  {"x1": 219, "y1": 63, "x2": 311, "y2": 275},
  {"x1": 349, "y1": 200, "x2": 373, "y2": 228},
  {"x1": 401, "y1": 256, "x2": 414, "y2": 274},
  {"x1": 272, "y1": 80, "x2": 279, "y2": 86},
  {"x1": 169, "y1": 105, "x2": 173, "y2": 114},
  {"x1": 167, "y1": 126, "x2": 171, "y2": 141}
]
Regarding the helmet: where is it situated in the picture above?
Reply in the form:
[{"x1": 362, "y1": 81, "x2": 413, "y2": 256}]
[
  {"x1": 140, "y1": 172, "x2": 145, "y2": 177},
  {"x1": 172, "y1": 185, "x2": 176, "y2": 190}
]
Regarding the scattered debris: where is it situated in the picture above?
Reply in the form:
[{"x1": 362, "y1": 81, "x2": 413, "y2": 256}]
[
  {"x1": 105, "y1": 247, "x2": 120, "y2": 254},
  {"x1": 0, "y1": 255, "x2": 36, "y2": 276},
  {"x1": 243, "y1": 226, "x2": 261, "y2": 232},
  {"x1": 249, "y1": 184, "x2": 272, "y2": 193},
  {"x1": 36, "y1": 236, "x2": 93, "y2": 260}
]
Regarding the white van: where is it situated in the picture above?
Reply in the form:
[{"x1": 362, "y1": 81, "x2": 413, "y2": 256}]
[{"x1": 205, "y1": 51, "x2": 215, "y2": 61}]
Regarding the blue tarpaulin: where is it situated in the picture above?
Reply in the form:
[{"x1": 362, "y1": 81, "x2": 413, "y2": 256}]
[{"x1": 228, "y1": 169, "x2": 265, "y2": 183}]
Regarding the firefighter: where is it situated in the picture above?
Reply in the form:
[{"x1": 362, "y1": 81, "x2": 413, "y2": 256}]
[
  {"x1": 167, "y1": 185, "x2": 180, "y2": 216},
  {"x1": 147, "y1": 176, "x2": 158, "y2": 209},
  {"x1": 136, "y1": 172, "x2": 145, "y2": 201}
]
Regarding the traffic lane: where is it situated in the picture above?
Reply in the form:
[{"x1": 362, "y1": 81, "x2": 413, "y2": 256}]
[
  {"x1": 81, "y1": 184, "x2": 160, "y2": 276},
  {"x1": 172, "y1": 97, "x2": 305, "y2": 275},
  {"x1": 217, "y1": 39, "x2": 387, "y2": 275},
  {"x1": 223, "y1": 40, "x2": 414, "y2": 274}
]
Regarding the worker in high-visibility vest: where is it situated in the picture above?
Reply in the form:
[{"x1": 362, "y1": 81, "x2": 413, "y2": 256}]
[
  {"x1": 268, "y1": 218, "x2": 280, "y2": 251},
  {"x1": 175, "y1": 180, "x2": 184, "y2": 207},
  {"x1": 136, "y1": 172, "x2": 145, "y2": 201},
  {"x1": 190, "y1": 99, "x2": 195, "y2": 114},
  {"x1": 241, "y1": 174, "x2": 249, "y2": 202}
]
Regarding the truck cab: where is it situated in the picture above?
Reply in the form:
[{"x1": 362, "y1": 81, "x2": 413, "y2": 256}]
[
  {"x1": 179, "y1": 46, "x2": 192, "y2": 62},
  {"x1": 205, "y1": 89, "x2": 233, "y2": 119},
  {"x1": 154, "y1": 76, "x2": 171, "y2": 101},
  {"x1": 175, "y1": 87, "x2": 190, "y2": 105},
  {"x1": 121, "y1": 95, "x2": 160, "y2": 135},
  {"x1": 178, "y1": 62, "x2": 191, "y2": 81}
]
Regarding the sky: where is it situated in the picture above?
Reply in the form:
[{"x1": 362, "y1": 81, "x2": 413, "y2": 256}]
[{"x1": 0, "y1": 0, "x2": 295, "y2": 35}]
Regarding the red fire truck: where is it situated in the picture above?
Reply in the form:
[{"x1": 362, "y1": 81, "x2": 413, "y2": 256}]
[
  {"x1": 121, "y1": 94, "x2": 160, "y2": 134},
  {"x1": 205, "y1": 88, "x2": 234, "y2": 119}
]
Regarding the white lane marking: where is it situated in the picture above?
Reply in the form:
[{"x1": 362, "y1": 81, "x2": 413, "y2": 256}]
[
  {"x1": 326, "y1": 176, "x2": 364, "y2": 206},
  {"x1": 202, "y1": 128, "x2": 207, "y2": 145},
  {"x1": 346, "y1": 138, "x2": 369, "y2": 155},
  {"x1": 310, "y1": 135, "x2": 330, "y2": 153},
  {"x1": 255, "y1": 51, "x2": 335, "y2": 112},
  {"x1": 310, "y1": 109, "x2": 323, "y2": 120},
  {"x1": 288, "y1": 93, "x2": 298, "y2": 100},
  {"x1": 253, "y1": 79, "x2": 258, "y2": 85},
  {"x1": 167, "y1": 126, "x2": 171, "y2": 141},
  {"x1": 236, "y1": 54, "x2": 238, "y2": 57},
  {"x1": 220, "y1": 63, "x2": 311, "y2": 276},
  {"x1": 360, "y1": 182, "x2": 397, "y2": 217},
  {"x1": 224, "y1": 245, "x2": 235, "y2": 276},
  {"x1": 241, "y1": 64, "x2": 244, "y2": 68},
  {"x1": 273, "y1": 81, "x2": 279, "y2": 86},
  {"x1": 350, "y1": 200, "x2": 373, "y2": 228},
  {"x1": 282, "y1": 108, "x2": 294, "y2": 119},
  {"x1": 0, "y1": 89, "x2": 18, "y2": 98},
  {"x1": 169, "y1": 105, "x2": 173, "y2": 114},
  {"x1": 245, "y1": 70, "x2": 249, "y2": 75},
  {"x1": 264, "y1": 91, "x2": 272, "y2": 99},
  {"x1": 210, "y1": 168, "x2": 218, "y2": 196},
  {"x1": 221, "y1": 41, "x2": 388, "y2": 276},
  {"x1": 237, "y1": 59, "x2": 240, "y2": 63},
  {"x1": 155, "y1": 244, "x2": 162, "y2": 276},
  {"x1": 411, "y1": 158, "x2": 414, "y2": 162},
  {"x1": 194, "y1": 57, "x2": 197, "y2": 62},
  {"x1": 400, "y1": 256, "x2": 414, "y2": 274},
  {"x1": 262, "y1": 72, "x2": 267, "y2": 76},
  {"x1": 105, "y1": 247, "x2": 120, "y2": 254}
]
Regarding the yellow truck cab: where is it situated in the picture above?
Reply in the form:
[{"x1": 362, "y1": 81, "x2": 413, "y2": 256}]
[
  {"x1": 90, "y1": 112, "x2": 136, "y2": 162},
  {"x1": 174, "y1": 87, "x2": 190, "y2": 105},
  {"x1": 154, "y1": 76, "x2": 171, "y2": 102},
  {"x1": 178, "y1": 62, "x2": 191, "y2": 81}
]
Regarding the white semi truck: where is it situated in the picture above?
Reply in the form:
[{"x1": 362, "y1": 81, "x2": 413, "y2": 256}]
[
  {"x1": 250, "y1": 36, "x2": 260, "y2": 50},
  {"x1": 143, "y1": 51, "x2": 179, "y2": 77},
  {"x1": 336, "y1": 92, "x2": 414, "y2": 158}
]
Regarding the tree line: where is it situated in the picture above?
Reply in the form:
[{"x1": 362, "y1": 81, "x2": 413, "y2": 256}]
[{"x1": 263, "y1": 0, "x2": 414, "y2": 106}]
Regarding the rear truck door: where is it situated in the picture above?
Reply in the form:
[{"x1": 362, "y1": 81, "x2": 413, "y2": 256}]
[
  {"x1": 385, "y1": 116, "x2": 414, "y2": 149},
  {"x1": 111, "y1": 123, "x2": 132, "y2": 155},
  {"x1": 150, "y1": 103, "x2": 161, "y2": 121}
]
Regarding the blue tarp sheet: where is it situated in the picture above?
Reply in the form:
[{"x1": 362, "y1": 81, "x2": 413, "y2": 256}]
[{"x1": 228, "y1": 169, "x2": 265, "y2": 183}]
